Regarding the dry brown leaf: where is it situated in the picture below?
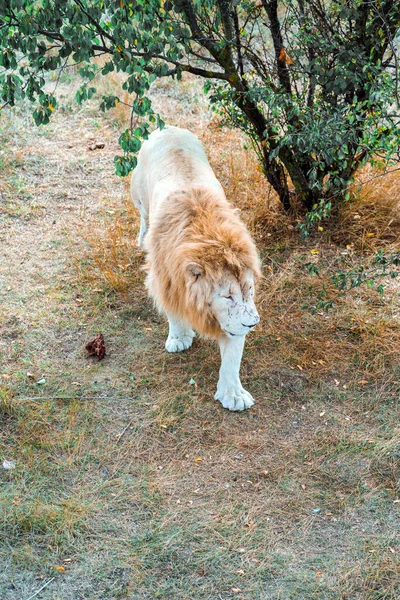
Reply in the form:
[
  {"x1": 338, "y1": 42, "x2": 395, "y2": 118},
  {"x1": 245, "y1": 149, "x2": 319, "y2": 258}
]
[
  {"x1": 278, "y1": 47, "x2": 294, "y2": 65},
  {"x1": 85, "y1": 333, "x2": 106, "y2": 361}
]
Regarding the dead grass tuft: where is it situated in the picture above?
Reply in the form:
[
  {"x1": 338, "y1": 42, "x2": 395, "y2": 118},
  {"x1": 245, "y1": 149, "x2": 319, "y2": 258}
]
[
  {"x1": 334, "y1": 165, "x2": 400, "y2": 251},
  {"x1": 339, "y1": 544, "x2": 400, "y2": 599},
  {"x1": 5, "y1": 498, "x2": 90, "y2": 538},
  {"x1": 74, "y1": 185, "x2": 145, "y2": 297},
  {"x1": 0, "y1": 386, "x2": 16, "y2": 417}
]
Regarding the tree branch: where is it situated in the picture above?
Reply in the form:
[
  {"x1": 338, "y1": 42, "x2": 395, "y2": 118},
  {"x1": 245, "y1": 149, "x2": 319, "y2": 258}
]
[{"x1": 261, "y1": 0, "x2": 292, "y2": 94}]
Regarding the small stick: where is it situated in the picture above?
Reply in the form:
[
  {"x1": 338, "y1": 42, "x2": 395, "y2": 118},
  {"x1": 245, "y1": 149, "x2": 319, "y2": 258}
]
[
  {"x1": 21, "y1": 396, "x2": 132, "y2": 402},
  {"x1": 24, "y1": 577, "x2": 55, "y2": 600},
  {"x1": 116, "y1": 420, "x2": 135, "y2": 444}
]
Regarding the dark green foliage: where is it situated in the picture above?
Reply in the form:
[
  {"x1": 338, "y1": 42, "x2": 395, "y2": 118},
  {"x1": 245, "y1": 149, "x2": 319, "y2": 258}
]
[
  {"x1": 332, "y1": 250, "x2": 400, "y2": 292},
  {"x1": 305, "y1": 250, "x2": 400, "y2": 311},
  {"x1": 0, "y1": 0, "x2": 399, "y2": 220}
]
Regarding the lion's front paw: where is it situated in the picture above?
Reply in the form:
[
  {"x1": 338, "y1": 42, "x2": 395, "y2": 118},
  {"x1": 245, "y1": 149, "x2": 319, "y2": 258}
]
[
  {"x1": 165, "y1": 334, "x2": 194, "y2": 353},
  {"x1": 214, "y1": 385, "x2": 255, "y2": 411}
]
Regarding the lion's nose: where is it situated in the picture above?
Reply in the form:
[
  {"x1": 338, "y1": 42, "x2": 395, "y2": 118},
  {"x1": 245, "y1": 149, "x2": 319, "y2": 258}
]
[{"x1": 242, "y1": 316, "x2": 260, "y2": 328}]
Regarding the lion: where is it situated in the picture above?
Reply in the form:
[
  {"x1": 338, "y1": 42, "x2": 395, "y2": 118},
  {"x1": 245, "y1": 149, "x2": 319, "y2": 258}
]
[{"x1": 130, "y1": 126, "x2": 261, "y2": 411}]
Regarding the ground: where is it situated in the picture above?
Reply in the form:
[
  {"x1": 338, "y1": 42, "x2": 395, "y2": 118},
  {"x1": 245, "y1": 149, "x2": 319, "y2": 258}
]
[{"x1": 0, "y1": 71, "x2": 399, "y2": 600}]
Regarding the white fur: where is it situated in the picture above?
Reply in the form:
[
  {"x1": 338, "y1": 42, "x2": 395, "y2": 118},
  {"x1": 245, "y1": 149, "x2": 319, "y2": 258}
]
[
  {"x1": 131, "y1": 126, "x2": 259, "y2": 411},
  {"x1": 130, "y1": 126, "x2": 224, "y2": 248}
]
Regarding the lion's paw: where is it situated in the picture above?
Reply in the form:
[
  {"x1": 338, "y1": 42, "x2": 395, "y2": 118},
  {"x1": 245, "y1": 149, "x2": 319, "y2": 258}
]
[
  {"x1": 165, "y1": 335, "x2": 194, "y2": 353},
  {"x1": 214, "y1": 385, "x2": 254, "y2": 411}
]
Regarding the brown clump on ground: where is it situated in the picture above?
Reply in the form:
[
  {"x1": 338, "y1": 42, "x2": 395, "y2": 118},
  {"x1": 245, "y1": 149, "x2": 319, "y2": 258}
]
[{"x1": 85, "y1": 333, "x2": 106, "y2": 360}]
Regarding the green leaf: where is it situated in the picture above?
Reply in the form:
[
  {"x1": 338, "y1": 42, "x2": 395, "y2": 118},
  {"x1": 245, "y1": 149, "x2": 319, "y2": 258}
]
[{"x1": 114, "y1": 155, "x2": 138, "y2": 177}]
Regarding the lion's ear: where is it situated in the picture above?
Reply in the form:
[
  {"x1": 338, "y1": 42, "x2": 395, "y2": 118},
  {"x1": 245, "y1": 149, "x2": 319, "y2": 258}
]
[{"x1": 187, "y1": 263, "x2": 202, "y2": 282}]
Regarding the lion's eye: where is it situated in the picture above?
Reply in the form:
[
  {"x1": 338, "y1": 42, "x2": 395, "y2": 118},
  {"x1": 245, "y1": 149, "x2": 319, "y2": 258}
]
[{"x1": 224, "y1": 295, "x2": 234, "y2": 301}]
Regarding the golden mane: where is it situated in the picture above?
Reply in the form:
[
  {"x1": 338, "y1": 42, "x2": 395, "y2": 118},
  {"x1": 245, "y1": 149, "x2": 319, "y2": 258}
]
[{"x1": 144, "y1": 187, "x2": 261, "y2": 339}]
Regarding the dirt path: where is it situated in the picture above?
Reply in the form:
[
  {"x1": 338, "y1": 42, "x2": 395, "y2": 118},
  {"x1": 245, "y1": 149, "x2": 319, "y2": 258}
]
[{"x1": 1, "y1": 79, "x2": 399, "y2": 600}]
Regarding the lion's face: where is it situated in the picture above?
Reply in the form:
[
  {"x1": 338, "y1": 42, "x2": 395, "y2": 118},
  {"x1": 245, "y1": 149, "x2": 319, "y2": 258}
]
[
  {"x1": 186, "y1": 265, "x2": 259, "y2": 337},
  {"x1": 209, "y1": 270, "x2": 259, "y2": 337},
  {"x1": 186, "y1": 267, "x2": 257, "y2": 338}
]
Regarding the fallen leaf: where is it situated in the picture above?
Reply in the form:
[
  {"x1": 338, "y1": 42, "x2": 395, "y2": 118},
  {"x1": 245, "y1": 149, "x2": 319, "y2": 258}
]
[
  {"x1": 55, "y1": 565, "x2": 66, "y2": 572},
  {"x1": 1, "y1": 374, "x2": 11, "y2": 380},
  {"x1": 310, "y1": 249, "x2": 319, "y2": 254},
  {"x1": 231, "y1": 587, "x2": 242, "y2": 593},
  {"x1": 37, "y1": 378, "x2": 46, "y2": 385},
  {"x1": 194, "y1": 457, "x2": 203, "y2": 462},
  {"x1": 88, "y1": 141, "x2": 105, "y2": 151},
  {"x1": 27, "y1": 372, "x2": 35, "y2": 378},
  {"x1": 85, "y1": 334, "x2": 106, "y2": 361}
]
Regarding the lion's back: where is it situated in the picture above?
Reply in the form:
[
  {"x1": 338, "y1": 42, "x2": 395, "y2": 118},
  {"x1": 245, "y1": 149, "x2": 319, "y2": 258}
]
[{"x1": 137, "y1": 126, "x2": 223, "y2": 216}]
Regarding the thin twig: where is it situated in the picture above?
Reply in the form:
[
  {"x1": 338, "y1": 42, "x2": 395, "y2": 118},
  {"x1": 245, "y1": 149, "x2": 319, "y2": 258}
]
[
  {"x1": 24, "y1": 577, "x2": 55, "y2": 600},
  {"x1": 116, "y1": 419, "x2": 135, "y2": 443},
  {"x1": 336, "y1": 166, "x2": 400, "y2": 199},
  {"x1": 20, "y1": 396, "x2": 133, "y2": 401}
]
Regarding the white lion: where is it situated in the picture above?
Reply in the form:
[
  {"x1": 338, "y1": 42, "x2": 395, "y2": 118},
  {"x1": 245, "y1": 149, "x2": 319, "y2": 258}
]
[{"x1": 130, "y1": 126, "x2": 261, "y2": 411}]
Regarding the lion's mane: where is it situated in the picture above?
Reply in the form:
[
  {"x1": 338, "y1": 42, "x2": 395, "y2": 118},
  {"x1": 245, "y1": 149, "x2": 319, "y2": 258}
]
[{"x1": 144, "y1": 187, "x2": 261, "y2": 339}]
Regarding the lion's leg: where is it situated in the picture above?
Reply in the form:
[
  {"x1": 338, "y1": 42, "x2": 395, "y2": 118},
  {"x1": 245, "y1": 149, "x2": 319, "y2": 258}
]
[
  {"x1": 165, "y1": 316, "x2": 195, "y2": 353},
  {"x1": 137, "y1": 214, "x2": 147, "y2": 248},
  {"x1": 215, "y1": 334, "x2": 254, "y2": 411},
  {"x1": 130, "y1": 171, "x2": 148, "y2": 248}
]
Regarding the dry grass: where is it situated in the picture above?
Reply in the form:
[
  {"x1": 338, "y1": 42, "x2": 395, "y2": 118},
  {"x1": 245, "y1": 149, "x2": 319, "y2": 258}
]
[
  {"x1": 334, "y1": 164, "x2": 400, "y2": 251},
  {"x1": 1, "y1": 72, "x2": 399, "y2": 600},
  {"x1": 74, "y1": 183, "x2": 144, "y2": 297}
]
